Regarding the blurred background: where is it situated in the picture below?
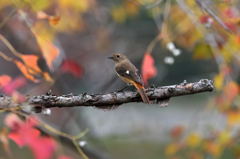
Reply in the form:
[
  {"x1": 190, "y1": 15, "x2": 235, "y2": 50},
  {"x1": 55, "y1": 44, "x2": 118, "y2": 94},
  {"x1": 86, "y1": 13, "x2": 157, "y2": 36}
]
[{"x1": 0, "y1": 0, "x2": 240, "y2": 159}]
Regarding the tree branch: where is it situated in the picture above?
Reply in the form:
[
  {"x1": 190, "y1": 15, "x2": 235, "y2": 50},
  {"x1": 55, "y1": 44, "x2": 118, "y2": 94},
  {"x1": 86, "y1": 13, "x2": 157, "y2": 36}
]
[{"x1": 0, "y1": 79, "x2": 213, "y2": 110}]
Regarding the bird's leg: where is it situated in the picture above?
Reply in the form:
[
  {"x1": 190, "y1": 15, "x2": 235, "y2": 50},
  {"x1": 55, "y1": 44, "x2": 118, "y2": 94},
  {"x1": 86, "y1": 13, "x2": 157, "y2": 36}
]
[{"x1": 150, "y1": 84, "x2": 156, "y2": 88}]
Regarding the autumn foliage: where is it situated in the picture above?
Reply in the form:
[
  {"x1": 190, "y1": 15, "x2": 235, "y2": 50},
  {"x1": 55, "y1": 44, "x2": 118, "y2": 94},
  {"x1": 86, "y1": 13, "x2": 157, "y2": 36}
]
[
  {"x1": 141, "y1": 53, "x2": 157, "y2": 85},
  {"x1": 5, "y1": 114, "x2": 56, "y2": 159},
  {"x1": 0, "y1": 0, "x2": 239, "y2": 159}
]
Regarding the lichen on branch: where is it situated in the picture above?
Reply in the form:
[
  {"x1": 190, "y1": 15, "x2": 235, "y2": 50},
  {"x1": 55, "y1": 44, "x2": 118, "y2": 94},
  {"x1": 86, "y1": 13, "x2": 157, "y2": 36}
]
[{"x1": 0, "y1": 79, "x2": 213, "y2": 111}]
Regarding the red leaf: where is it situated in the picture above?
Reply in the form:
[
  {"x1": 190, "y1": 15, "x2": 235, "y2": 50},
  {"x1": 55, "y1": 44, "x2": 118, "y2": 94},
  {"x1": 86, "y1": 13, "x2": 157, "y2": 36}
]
[
  {"x1": 199, "y1": 15, "x2": 212, "y2": 24},
  {"x1": 170, "y1": 126, "x2": 184, "y2": 139},
  {"x1": 8, "y1": 127, "x2": 40, "y2": 147},
  {"x1": 5, "y1": 114, "x2": 40, "y2": 147},
  {"x1": 224, "y1": 22, "x2": 237, "y2": 32},
  {"x1": 223, "y1": 8, "x2": 236, "y2": 18},
  {"x1": 141, "y1": 53, "x2": 157, "y2": 85},
  {"x1": 30, "y1": 137, "x2": 56, "y2": 159},
  {"x1": 2, "y1": 77, "x2": 26, "y2": 95},
  {"x1": 0, "y1": 75, "x2": 12, "y2": 87},
  {"x1": 5, "y1": 113, "x2": 23, "y2": 130},
  {"x1": 5, "y1": 114, "x2": 56, "y2": 159},
  {"x1": 60, "y1": 59, "x2": 83, "y2": 77}
]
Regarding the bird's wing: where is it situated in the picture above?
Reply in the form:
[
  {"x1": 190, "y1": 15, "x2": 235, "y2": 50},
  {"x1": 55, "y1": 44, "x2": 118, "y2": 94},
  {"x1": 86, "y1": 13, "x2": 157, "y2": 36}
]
[{"x1": 115, "y1": 61, "x2": 143, "y2": 86}]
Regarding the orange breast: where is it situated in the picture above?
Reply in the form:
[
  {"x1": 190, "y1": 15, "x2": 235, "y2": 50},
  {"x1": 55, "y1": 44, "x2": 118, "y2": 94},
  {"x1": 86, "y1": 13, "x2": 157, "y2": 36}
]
[{"x1": 118, "y1": 74, "x2": 144, "y2": 89}]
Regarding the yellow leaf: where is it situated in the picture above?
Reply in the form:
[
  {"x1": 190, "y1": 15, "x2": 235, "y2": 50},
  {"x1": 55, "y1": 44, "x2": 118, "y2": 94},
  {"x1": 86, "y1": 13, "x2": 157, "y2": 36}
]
[
  {"x1": 15, "y1": 0, "x2": 50, "y2": 11},
  {"x1": 218, "y1": 131, "x2": 231, "y2": 145},
  {"x1": 221, "y1": 35, "x2": 240, "y2": 63},
  {"x1": 32, "y1": 24, "x2": 60, "y2": 71},
  {"x1": 124, "y1": 1, "x2": 139, "y2": 16},
  {"x1": 112, "y1": 6, "x2": 127, "y2": 23},
  {"x1": 59, "y1": 0, "x2": 89, "y2": 12},
  {"x1": 168, "y1": 6, "x2": 202, "y2": 47},
  {"x1": 137, "y1": 0, "x2": 157, "y2": 6},
  {"x1": 214, "y1": 73, "x2": 224, "y2": 90},
  {"x1": 193, "y1": 41, "x2": 213, "y2": 59},
  {"x1": 186, "y1": 133, "x2": 201, "y2": 147},
  {"x1": 165, "y1": 143, "x2": 179, "y2": 156},
  {"x1": 0, "y1": 0, "x2": 11, "y2": 10},
  {"x1": 30, "y1": 0, "x2": 51, "y2": 11}
]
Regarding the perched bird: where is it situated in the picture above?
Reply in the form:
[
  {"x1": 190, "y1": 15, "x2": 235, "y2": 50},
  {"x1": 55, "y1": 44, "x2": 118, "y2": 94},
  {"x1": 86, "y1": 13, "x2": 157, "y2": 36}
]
[{"x1": 108, "y1": 53, "x2": 150, "y2": 104}]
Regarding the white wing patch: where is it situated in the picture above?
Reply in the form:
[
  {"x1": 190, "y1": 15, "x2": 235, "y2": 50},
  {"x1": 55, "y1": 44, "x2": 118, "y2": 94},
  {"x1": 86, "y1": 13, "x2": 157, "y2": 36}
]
[{"x1": 126, "y1": 70, "x2": 130, "y2": 74}]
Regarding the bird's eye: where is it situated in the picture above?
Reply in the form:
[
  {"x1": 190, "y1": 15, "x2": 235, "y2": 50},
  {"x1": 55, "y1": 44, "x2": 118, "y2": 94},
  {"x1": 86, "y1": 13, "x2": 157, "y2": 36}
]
[{"x1": 116, "y1": 55, "x2": 120, "y2": 58}]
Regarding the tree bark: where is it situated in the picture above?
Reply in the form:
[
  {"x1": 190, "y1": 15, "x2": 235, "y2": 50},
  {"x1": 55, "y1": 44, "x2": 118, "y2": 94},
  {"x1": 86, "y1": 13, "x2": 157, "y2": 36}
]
[{"x1": 0, "y1": 79, "x2": 213, "y2": 111}]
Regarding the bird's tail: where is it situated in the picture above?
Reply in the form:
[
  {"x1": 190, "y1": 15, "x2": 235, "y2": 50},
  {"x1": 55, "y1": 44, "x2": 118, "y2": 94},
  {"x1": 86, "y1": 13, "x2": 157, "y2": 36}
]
[{"x1": 134, "y1": 83, "x2": 150, "y2": 104}]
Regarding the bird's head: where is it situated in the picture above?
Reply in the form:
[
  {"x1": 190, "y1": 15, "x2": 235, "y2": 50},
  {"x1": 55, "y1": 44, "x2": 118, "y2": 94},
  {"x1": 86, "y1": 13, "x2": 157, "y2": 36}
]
[{"x1": 108, "y1": 53, "x2": 127, "y2": 63}]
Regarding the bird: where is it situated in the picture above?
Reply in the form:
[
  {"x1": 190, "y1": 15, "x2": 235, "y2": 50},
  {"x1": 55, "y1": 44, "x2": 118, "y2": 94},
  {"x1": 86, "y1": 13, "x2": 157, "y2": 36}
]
[{"x1": 108, "y1": 53, "x2": 150, "y2": 104}]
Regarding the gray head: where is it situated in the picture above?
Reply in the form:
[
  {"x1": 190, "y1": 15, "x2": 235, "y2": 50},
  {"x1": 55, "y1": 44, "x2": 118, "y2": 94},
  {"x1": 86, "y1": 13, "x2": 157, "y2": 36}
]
[{"x1": 108, "y1": 53, "x2": 127, "y2": 63}]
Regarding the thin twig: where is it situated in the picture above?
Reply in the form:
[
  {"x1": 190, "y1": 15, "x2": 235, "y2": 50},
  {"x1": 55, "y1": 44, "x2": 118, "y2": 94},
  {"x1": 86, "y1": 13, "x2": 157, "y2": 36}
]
[
  {"x1": 146, "y1": 34, "x2": 161, "y2": 53},
  {"x1": 13, "y1": 111, "x2": 89, "y2": 159},
  {"x1": 0, "y1": 8, "x2": 17, "y2": 29}
]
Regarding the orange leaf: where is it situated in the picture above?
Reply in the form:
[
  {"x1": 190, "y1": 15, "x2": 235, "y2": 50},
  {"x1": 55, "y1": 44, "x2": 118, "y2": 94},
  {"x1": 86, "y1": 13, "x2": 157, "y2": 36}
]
[
  {"x1": 49, "y1": 16, "x2": 61, "y2": 25},
  {"x1": 236, "y1": 35, "x2": 240, "y2": 44},
  {"x1": 19, "y1": 54, "x2": 42, "y2": 74},
  {"x1": 226, "y1": 110, "x2": 240, "y2": 126},
  {"x1": 0, "y1": 75, "x2": 12, "y2": 87},
  {"x1": 37, "y1": 39, "x2": 60, "y2": 71},
  {"x1": 224, "y1": 81, "x2": 239, "y2": 102},
  {"x1": 15, "y1": 55, "x2": 53, "y2": 83},
  {"x1": 204, "y1": 141, "x2": 222, "y2": 157},
  {"x1": 14, "y1": 61, "x2": 39, "y2": 82},
  {"x1": 42, "y1": 72, "x2": 54, "y2": 83},
  {"x1": 141, "y1": 53, "x2": 157, "y2": 85},
  {"x1": 37, "y1": 12, "x2": 61, "y2": 25}
]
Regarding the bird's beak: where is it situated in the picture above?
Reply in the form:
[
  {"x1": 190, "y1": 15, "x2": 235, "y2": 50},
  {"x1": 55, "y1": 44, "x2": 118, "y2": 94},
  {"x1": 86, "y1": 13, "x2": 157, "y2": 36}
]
[{"x1": 108, "y1": 56, "x2": 114, "y2": 60}]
